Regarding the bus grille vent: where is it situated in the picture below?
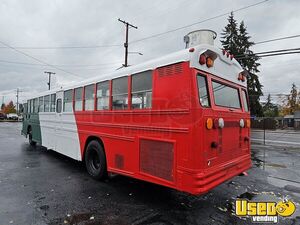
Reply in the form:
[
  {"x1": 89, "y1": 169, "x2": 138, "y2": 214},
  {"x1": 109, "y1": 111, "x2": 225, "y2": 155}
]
[
  {"x1": 140, "y1": 139, "x2": 174, "y2": 181},
  {"x1": 158, "y1": 63, "x2": 183, "y2": 77}
]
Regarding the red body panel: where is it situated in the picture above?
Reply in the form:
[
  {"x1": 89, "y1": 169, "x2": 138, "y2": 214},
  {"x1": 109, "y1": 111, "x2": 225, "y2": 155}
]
[{"x1": 74, "y1": 62, "x2": 251, "y2": 195}]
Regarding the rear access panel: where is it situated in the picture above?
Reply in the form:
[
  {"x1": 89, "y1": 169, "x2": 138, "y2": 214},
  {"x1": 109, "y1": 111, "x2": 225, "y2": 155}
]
[{"x1": 139, "y1": 138, "x2": 174, "y2": 182}]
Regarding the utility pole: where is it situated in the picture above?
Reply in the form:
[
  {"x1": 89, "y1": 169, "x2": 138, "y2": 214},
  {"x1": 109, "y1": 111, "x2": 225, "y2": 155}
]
[
  {"x1": 44, "y1": 71, "x2": 56, "y2": 90},
  {"x1": 118, "y1": 18, "x2": 137, "y2": 67},
  {"x1": 16, "y1": 88, "x2": 19, "y2": 115}
]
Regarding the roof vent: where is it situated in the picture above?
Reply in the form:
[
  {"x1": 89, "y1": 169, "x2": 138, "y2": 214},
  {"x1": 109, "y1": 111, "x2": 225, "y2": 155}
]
[{"x1": 184, "y1": 29, "x2": 217, "y2": 48}]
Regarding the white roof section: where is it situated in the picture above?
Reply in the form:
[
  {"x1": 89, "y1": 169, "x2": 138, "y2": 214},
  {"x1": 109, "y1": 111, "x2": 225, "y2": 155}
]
[{"x1": 25, "y1": 44, "x2": 245, "y2": 100}]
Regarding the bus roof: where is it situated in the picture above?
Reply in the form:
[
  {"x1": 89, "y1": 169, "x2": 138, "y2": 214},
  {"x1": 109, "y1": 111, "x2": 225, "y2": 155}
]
[{"x1": 25, "y1": 44, "x2": 245, "y2": 100}]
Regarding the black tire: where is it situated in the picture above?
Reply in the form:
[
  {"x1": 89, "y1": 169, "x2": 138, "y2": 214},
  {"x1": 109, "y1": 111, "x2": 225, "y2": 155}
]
[
  {"x1": 28, "y1": 127, "x2": 36, "y2": 146},
  {"x1": 85, "y1": 140, "x2": 107, "y2": 180}
]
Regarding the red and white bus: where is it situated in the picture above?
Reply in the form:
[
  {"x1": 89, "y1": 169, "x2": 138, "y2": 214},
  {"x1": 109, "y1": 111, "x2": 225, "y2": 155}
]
[{"x1": 22, "y1": 31, "x2": 251, "y2": 195}]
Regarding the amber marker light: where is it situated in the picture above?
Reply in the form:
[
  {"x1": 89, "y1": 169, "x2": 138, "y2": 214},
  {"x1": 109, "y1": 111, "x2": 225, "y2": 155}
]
[
  {"x1": 206, "y1": 118, "x2": 213, "y2": 129},
  {"x1": 206, "y1": 57, "x2": 214, "y2": 68},
  {"x1": 246, "y1": 119, "x2": 251, "y2": 128}
]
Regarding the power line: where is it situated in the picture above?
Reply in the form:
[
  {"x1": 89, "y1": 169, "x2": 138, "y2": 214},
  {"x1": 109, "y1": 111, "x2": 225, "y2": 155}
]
[
  {"x1": 0, "y1": 44, "x2": 121, "y2": 50},
  {"x1": 235, "y1": 47, "x2": 300, "y2": 60},
  {"x1": 255, "y1": 34, "x2": 300, "y2": 45},
  {"x1": 0, "y1": 59, "x2": 122, "y2": 67},
  {"x1": 0, "y1": 39, "x2": 82, "y2": 78},
  {"x1": 257, "y1": 51, "x2": 300, "y2": 58},
  {"x1": 235, "y1": 47, "x2": 300, "y2": 57},
  {"x1": 129, "y1": 0, "x2": 269, "y2": 44}
]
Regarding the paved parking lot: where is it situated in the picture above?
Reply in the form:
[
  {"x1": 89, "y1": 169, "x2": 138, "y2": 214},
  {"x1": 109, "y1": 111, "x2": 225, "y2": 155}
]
[{"x1": 0, "y1": 122, "x2": 299, "y2": 225}]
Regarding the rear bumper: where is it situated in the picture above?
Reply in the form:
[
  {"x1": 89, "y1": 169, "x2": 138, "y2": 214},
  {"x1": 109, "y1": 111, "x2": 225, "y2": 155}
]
[{"x1": 178, "y1": 154, "x2": 251, "y2": 195}]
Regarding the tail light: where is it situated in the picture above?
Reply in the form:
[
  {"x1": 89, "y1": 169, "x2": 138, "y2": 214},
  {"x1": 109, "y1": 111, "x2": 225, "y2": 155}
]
[
  {"x1": 238, "y1": 73, "x2": 246, "y2": 82},
  {"x1": 206, "y1": 118, "x2": 213, "y2": 129},
  {"x1": 206, "y1": 57, "x2": 214, "y2": 68},
  {"x1": 199, "y1": 54, "x2": 206, "y2": 65},
  {"x1": 199, "y1": 54, "x2": 215, "y2": 68},
  {"x1": 246, "y1": 119, "x2": 251, "y2": 128}
]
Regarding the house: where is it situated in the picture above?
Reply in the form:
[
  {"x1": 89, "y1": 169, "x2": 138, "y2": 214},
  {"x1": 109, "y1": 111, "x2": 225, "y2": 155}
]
[{"x1": 294, "y1": 110, "x2": 300, "y2": 130}]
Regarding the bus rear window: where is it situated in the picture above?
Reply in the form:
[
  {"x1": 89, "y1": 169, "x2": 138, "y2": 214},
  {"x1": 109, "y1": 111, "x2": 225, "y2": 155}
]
[
  {"x1": 242, "y1": 90, "x2": 249, "y2": 112},
  {"x1": 197, "y1": 74, "x2": 210, "y2": 107},
  {"x1": 212, "y1": 81, "x2": 241, "y2": 109}
]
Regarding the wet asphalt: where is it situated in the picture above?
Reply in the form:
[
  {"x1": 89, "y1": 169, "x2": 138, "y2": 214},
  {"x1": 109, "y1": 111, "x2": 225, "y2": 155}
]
[{"x1": 0, "y1": 122, "x2": 299, "y2": 225}]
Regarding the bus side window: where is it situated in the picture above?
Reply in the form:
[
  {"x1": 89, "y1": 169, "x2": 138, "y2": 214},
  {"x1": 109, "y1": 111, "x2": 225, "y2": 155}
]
[
  {"x1": 56, "y1": 99, "x2": 62, "y2": 113},
  {"x1": 39, "y1": 96, "x2": 44, "y2": 112},
  {"x1": 112, "y1": 77, "x2": 128, "y2": 110},
  {"x1": 84, "y1": 84, "x2": 95, "y2": 111},
  {"x1": 96, "y1": 81, "x2": 110, "y2": 110},
  {"x1": 50, "y1": 94, "x2": 56, "y2": 112},
  {"x1": 63, "y1": 90, "x2": 73, "y2": 112},
  {"x1": 23, "y1": 103, "x2": 27, "y2": 114},
  {"x1": 197, "y1": 74, "x2": 210, "y2": 107},
  {"x1": 30, "y1": 99, "x2": 33, "y2": 113},
  {"x1": 28, "y1": 100, "x2": 31, "y2": 113},
  {"x1": 34, "y1": 98, "x2": 39, "y2": 113},
  {"x1": 75, "y1": 87, "x2": 83, "y2": 111},
  {"x1": 44, "y1": 95, "x2": 50, "y2": 112},
  {"x1": 131, "y1": 71, "x2": 152, "y2": 109}
]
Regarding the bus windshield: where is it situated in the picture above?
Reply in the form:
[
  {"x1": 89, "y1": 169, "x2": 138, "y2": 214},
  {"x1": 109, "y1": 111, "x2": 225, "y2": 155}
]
[{"x1": 212, "y1": 81, "x2": 241, "y2": 109}]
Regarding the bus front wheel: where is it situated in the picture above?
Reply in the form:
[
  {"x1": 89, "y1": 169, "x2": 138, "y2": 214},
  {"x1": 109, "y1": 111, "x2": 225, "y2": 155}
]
[
  {"x1": 85, "y1": 140, "x2": 107, "y2": 180},
  {"x1": 28, "y1": 127, "x2": 36, "y2": 146}
]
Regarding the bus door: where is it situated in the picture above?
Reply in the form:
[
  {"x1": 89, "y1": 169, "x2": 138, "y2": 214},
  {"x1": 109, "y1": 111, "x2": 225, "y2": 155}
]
[{"x1": 54, "y1": 90, "x2": 64, "y2": 152}]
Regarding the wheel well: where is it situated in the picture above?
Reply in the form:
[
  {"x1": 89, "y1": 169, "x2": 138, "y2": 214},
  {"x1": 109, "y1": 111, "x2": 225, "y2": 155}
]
[{"x1": 83, "y1": 136, "x2": 105, "y2": 161}]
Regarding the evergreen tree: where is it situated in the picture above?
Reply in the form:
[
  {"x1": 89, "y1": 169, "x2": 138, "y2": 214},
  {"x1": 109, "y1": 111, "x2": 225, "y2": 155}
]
[
  {"x1": 220, "y1": 12, "x2": 239, "y2": 55},
  {"x1": 221, "y1": 13, "x2": 263, "y2": 116},
  {"x1": 263, "y1": 94, "x2": 279, "y2": 117}
]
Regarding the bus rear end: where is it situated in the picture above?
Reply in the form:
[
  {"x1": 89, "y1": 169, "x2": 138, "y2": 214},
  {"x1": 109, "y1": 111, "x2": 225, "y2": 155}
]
[{"x1": 179, "y1": 45, "x2": 251, "y2": 195}]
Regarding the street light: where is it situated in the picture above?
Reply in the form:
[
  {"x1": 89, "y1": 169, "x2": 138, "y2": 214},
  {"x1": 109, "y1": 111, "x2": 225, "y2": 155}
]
[{"x1": 128, "y1": 52, "x2": 143, "y2": 56}]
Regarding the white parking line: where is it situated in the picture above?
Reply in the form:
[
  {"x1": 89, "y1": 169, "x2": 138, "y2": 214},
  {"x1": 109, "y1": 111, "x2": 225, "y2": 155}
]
[{"x1": 251, "y1": 138, "x2": 300, "y2": 146}]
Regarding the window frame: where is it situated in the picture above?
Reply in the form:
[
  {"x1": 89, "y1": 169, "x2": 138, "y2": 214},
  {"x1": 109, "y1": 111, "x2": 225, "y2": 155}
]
[
  {"x1": 211, "y1": 79, "x2": 242, "y2": 109},
  {"x1": 112, "y1": 76, "x2": 129, "y2": 110},
  {"x1": 39, "y1": 96, "x2": 44, "y2": 112},
  {"x1": 44, "y1": 95, "x2": 50, "y2": 112},
  {"x1": 74, "y1": 87, "x2": 83, "y2": 111},
  {"x1": 56, "y1": 99, "x2": 62, "y2": 113},
  {"x1": 131, "y1": 71, "x2": 153, "y2": 110},
  {"x1": 241, "y1": 89, "x2": 249, "y2": 112},
  {"x1": 96, "y1": 81, "x2": 110, "y2": 110},
  {"x1": 33, "y1": 98, "x2": 39, "y2": 113},
  {"x1": 196, "y1": 73, "x2": 211, "y2": 108},
  {"x1": 63, "y1": 89, "x2": 73, "y2": 112},
  {"x1": 84, "y1": 84, "x2": 95, "y2": 111},
  {"x1": 50, "y1": 94, "x2": 56, "y2": 112}
]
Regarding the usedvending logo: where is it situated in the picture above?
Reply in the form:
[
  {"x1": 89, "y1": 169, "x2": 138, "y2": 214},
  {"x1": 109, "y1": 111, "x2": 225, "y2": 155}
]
[{"x1": 235, "y1": 199, "x2": 296, "y2": 223}]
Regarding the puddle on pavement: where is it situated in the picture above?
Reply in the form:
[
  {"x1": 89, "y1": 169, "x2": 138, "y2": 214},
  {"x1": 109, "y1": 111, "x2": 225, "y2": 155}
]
[
  {"x1": 237, "y1": 192, "x2": 256, "y2": 200},
  {"x1": 251, "y1": 151, "x2": 264, "y2": 167},
  {"x1": 39, "y1": 205, "x2": 49, "y2": 211}
]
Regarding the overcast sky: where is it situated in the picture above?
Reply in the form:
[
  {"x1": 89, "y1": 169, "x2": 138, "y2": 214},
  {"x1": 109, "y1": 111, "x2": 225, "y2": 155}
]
[{"x1": 0, "y1": 0, "x2": 299, "y2": 104}]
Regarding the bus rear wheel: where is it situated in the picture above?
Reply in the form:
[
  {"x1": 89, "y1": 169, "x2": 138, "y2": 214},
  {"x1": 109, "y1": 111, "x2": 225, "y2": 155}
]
[
  {"x1": 28, "y1": 127, "x2": 36, "y2": 146},
  {"x1": 85, "y1": 140, "x2": 107, "y2": 180}
]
